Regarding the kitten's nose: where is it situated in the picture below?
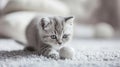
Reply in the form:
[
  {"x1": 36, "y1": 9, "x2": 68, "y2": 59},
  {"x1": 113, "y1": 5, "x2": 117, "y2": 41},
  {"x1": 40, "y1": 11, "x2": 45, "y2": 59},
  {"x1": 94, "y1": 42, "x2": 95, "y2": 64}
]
[{"x1": 58, "y1": 41, "x2": 62, "y2": 45}]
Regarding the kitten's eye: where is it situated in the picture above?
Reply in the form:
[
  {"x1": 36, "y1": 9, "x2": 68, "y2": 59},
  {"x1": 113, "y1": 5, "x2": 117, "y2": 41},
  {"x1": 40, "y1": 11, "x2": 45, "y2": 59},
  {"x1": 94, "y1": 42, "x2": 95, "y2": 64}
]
[
  {"x1": 63, "y1": 34, "x2": 68, "y2": 38},
  {"x1": 51, "y1": 35, "x2": 56, "y2": 39}
]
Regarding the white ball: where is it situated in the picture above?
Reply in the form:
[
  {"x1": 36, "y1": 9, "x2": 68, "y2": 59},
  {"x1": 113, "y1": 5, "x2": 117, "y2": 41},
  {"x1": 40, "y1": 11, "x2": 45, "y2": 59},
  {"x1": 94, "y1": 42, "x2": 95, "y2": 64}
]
[{"x1": 59, "y1": 47, "x2": 75, "y2": 59}]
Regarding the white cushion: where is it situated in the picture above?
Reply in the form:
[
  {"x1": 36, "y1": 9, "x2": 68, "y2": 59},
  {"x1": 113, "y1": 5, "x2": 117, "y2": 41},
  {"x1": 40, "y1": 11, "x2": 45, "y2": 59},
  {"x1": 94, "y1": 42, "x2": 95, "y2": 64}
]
[{"x1": 4, "y1": 0, "x2": 70, "y2": 16}]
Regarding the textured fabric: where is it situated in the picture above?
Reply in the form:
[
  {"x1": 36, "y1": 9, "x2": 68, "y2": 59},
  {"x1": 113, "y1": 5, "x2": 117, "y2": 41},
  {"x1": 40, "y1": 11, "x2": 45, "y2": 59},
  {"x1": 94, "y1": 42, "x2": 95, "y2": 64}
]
[{"x1": 0, "y1": 39, "x2": 120, "y2": 67}]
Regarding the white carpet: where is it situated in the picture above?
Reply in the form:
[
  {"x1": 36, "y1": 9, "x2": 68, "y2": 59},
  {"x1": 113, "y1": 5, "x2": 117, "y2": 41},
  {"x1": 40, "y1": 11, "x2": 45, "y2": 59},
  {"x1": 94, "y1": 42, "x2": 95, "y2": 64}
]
[{"x1": 0, "y1": 39, "x2": 120, "y2": 67}]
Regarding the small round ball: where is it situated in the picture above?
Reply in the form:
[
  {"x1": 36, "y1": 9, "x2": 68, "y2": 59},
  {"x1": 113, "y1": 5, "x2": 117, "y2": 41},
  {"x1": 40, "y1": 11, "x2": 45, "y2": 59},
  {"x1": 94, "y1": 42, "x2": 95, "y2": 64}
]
[{"x1": 59, "y1": 47, "x2": 75, "y2": 59}]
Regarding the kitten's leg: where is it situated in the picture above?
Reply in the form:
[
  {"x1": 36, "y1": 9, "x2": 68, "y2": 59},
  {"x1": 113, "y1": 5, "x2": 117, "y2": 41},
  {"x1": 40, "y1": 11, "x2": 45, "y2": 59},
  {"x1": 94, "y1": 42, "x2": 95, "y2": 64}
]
[
  {"x1": 25, "y1": 21, "x2": 38, "y2": 51},
  {"x1": 24, "y1": 46, "x2": 36, "y2": 51},
  {"x1": 42, "y1": 48, "x2": 60, "y2": 60},
  {"x1": 24, "y1": 46, "x2": 60, "y2": 60}
]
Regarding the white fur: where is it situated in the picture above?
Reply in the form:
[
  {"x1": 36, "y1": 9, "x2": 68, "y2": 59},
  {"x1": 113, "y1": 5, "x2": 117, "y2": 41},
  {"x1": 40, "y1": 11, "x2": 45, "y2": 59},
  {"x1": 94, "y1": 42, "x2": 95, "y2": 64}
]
[
  {"x1": 3, "y1": 0, "x2": 70, "y2": 16},
  {"x1": 65, "y1": 17, "x2": 74, "y2": 35},
  {"x1": 64, "y1": 18, "x2": 74, "y2": 43},
  {"x1": 48, "y1": 48, "x2": 59, "y2": 57}
]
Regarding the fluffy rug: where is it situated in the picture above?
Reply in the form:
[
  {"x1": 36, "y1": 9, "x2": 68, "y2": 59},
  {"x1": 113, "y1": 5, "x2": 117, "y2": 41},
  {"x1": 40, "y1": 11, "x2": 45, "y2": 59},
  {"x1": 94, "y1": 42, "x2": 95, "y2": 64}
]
[{"x1": 0, "y1": 39, "x2": 120, "y2": 67}]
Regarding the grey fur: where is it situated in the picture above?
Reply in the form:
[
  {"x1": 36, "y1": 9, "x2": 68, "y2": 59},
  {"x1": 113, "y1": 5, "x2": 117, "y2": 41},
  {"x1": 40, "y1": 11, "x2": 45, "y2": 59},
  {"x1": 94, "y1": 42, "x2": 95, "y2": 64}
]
[{"x1": 25, "y1": 16, "x2": 74, "y2": 59}]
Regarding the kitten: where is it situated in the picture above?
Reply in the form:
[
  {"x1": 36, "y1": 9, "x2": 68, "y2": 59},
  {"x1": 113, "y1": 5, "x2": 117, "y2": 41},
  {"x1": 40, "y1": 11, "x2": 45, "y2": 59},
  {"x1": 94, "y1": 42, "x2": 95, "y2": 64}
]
[
  {"x1": 0, "y1": 12, "x2": 74, "y2": 59},
  {"x1": 25, "y1": 16, "x2": 74, "y2": 59}
]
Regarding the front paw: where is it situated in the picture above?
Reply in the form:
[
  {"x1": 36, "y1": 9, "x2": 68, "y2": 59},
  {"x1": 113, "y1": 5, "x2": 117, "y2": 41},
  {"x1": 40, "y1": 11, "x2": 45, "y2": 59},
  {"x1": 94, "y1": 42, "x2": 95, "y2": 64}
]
[
  {"x1": 48, "y1": 52, "x2": 59, "y2": 60},
  {"x1": 45, "y1": 49, "x2": 60, "y2": 60}
]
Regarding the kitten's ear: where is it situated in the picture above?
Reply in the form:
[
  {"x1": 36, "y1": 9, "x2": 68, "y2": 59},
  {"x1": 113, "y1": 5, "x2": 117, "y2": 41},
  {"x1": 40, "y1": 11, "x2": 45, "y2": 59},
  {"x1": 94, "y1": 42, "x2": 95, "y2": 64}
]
[
  {"x1": 40, "y1": 17, "x2": 50, "y2": 30},
  {"x1": 65, "y1": 16, "x2": 74, "y2": 24}
]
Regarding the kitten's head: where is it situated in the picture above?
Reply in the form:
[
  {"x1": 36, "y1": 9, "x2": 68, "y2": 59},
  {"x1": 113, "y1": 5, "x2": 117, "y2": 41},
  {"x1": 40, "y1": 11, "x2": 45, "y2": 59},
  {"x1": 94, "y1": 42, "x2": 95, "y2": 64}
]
[{"x1": 37, "y1": 16, "x2": 74, "y2": 47}]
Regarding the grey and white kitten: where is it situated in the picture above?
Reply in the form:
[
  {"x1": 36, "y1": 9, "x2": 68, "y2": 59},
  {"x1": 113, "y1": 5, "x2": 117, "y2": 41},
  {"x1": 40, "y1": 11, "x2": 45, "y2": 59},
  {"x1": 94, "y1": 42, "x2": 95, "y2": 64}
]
[
  {"x1": 25, "y1": 16, "x2": 74, "y2": 59},
  {"x1": 0, "y1": 11, "x2": 74, "y2": 59}
]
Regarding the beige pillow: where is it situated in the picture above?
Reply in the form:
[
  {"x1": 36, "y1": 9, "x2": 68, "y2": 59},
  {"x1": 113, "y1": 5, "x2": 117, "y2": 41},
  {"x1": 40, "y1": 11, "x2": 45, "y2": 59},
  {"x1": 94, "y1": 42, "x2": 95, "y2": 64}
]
[{"x1": 3, "y1": 0, "x2": 70, "y2": 16}]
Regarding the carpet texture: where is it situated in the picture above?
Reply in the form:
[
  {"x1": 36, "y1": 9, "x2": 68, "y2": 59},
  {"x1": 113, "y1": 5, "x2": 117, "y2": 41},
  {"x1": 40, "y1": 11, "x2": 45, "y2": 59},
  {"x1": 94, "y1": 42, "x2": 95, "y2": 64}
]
[{"x1": 0, "y1": 39, "x2": 120, "y2": 67}]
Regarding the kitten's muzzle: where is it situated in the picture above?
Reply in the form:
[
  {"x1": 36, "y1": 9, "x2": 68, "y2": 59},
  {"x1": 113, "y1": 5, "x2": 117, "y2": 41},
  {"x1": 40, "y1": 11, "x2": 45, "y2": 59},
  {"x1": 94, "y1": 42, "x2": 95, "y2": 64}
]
[
  {"x1": 58, "y1": 41, "x2": 62, "y2": 45},
  {"x1": 56, "y1": 39, "x2": 62, "y2": 45}
]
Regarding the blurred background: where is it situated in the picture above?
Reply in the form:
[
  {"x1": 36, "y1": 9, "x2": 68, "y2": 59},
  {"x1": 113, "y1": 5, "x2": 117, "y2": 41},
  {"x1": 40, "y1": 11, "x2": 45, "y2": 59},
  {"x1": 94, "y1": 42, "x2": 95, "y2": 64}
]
[{"x1": 0, "y1": 0, "x2": 120, "y2": 40}]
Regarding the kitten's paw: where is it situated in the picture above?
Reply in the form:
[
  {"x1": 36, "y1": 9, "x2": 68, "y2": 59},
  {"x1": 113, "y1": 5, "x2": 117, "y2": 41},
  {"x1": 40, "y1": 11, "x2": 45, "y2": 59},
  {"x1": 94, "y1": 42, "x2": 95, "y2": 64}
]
[
  {"x1": 48, "y1": 53, "x2": 59, "y2": 60},
  {"x1": 47, "y1": 49, "x2": 59, "y2": 60}
]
